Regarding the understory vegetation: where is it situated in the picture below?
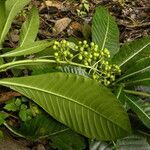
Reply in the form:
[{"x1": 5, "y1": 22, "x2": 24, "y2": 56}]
[{"x1": 0, "y1": 0, "x2": 149, "y2": 149}]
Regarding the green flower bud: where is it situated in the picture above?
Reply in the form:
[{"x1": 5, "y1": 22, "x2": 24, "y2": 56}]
[
  {"x1": 87, "y1": 58, "x2": 91, "y2": 63},
  {"x1": 84, "y1": 61, "x2": 88, "y2": 66},
  {"x1": 75, "y1": 46, "x2": 79, "y2": 49},
  {"x1": 54, "y1": 41, "x2": 59, "y2": 45},
  {"x1": 84, "y1": 51, "x2": 88, "y2": 56},
  {"x1": 69, "y1": 53, "x2": 73, "y2": 58}
]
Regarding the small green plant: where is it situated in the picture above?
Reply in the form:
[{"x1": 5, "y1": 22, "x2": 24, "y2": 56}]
[
  {"x1": 0, "y1": 0, "x2": 149, "y2": 149},
  {"x1": 76, "y1": 0, "x2": 89, "y2": 17}
]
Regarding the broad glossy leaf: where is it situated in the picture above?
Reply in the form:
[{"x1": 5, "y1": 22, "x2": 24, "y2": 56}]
[
  {"x1": 120, "y1": 57, "x2": 150, "y2": 81},
  {"x1": 19, "y1": 6, "x2": 39, "y2": 47},
  {"x1": 0, "y1": 41, "x2": 53, "y2": 57},
  {"x1": 124, "y1": 95, "x2": 150, "y2": 128},
  {"x1": 116, "y1": 135, "x2": 150, "y2": 150},
  {"x1": 0, "y1": 73, "x2": 131, "y2": 140},
  {"x1": 111, "y1": 36, "x2": 150, "y2": 69},
  {"x1": 92, "y1": 7, "x2": 119, "y2": 57},
  {"x1": 0, "y1": 0, "x2": 31, "y2": 45}
]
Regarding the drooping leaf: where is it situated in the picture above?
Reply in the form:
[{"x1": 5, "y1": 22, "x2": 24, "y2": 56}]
[
  {"x1": 124, "y1": 95, "x2": 150, "y2": 128},
  {"x1": 19, "y1": 6, "x2": 39, "y2": 47},
  {"x1": 92, "y1": 7, "x2": 119, "y2": 57},
  {"x1": 116, "y1": 135, "x2": 150, "y2": 150},
  {"x1": 0, "y1": 73, "x2": 131, "y2": 140},
  {"x1": 0, "y1": 0, "x2": 31, "y2": 45},
  {"x1": 119, "y1": 57, "x2": 150, "y2": 81},
  {"x1": 0, "y1": 41, "x2": 53, "y2": 57},
  {"x1": 111, "y1": 36, "x2": 150, "y2": 69}
]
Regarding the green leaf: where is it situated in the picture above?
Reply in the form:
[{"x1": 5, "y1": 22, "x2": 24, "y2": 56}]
[
  {"x1": 116, "y1": 135, "x2": 150, "y2": 150},
  {"x1": 92, "y1": 7, "x2": 119, "y2": 57},
  {"x1": 124, "y1": 95, "x2": 150, "y2": 128},
  {"x1": 6, "y1": 113, "x2": 86, "y2": 149},
  {"x1": 0, "y1": 0, "x2": 31, "y2": 45},
  {"x1": 125, "y1": 71, "x2": 150, "y2": 86},
  {"x1": 0, "y1": 112, "x2": 8, "y2": 125},
  {"x1": 119, "y1": 57, "x2": 150, "y2": 81},
  {"x1": 111, "y1": 36, "x2": 150, "y2": 69},
  {"x1": 0, "y1": 73, "x2": 131, "y2": 140},
  {"x1": 49, "y1": 129, "x2": 86, "y2": 150},
  {"x1": 89, "y1": 140, "x2": 112, "y2": 150},
  {"x1": 0, "y1": 41, "x2": 53, "y2": 57},
  {"x1": 4, "y1": 99, "x2": 20, "y2": 111},
  {"x1": 19, "y1": 6, "x2": 39, "y2": 47},
  {"x1": 0, "y1": 0, "x2": 6, "y2": 43}
]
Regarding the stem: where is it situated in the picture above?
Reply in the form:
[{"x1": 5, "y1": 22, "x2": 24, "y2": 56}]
[
  {"x1": 0, "y1": 58, "x2": 99, "y2": 73},
  {"x1": 124, "y1": 89, "x2": 150, "y2": 97}
]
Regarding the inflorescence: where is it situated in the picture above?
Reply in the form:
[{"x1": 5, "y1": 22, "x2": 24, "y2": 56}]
[{"x1": 52, "y1": 40, "x2": 121, "y2": 86}]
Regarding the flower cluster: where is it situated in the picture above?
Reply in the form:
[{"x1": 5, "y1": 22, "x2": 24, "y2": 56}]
[{"x1": 52, "y1": 40, "x2": 121, "y2": 86}]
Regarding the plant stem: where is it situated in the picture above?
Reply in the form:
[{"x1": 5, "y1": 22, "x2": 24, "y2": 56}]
[
  {"x1": 124, "y1": 89, "x2": 150, "y2": 97},
  {"x1": 0, "y1": 58, "x2": 99, "y2": 73}
]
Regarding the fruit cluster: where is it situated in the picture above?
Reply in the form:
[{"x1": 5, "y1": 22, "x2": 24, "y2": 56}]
[{"x1": 53, "y1": 40, "x2": 121, "y2": 86}]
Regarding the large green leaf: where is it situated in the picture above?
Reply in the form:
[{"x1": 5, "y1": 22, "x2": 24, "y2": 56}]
[
  {"x1": 119, "y1": 57, "x2": 150, "y2": 81},
  {"x1": 0, "y1": 41, "x2": 53, "y2": 57},
  {"x1": 19, "y1": 6, "x2": 39, "y2": 47},
  {"x1": 0, "y1": 0, "x2": 31, "y2": 45},
  {"x1": 0, "y1": 73, "x2": 131, "y2": 140},
  {"x1": 124, "y1": 95, "x2": 150, "y2": 128},
  {"x1": 111, "y1": 36, "x2": 150, "y2": 69},
  {"x1": 116, "y1": 135, "x2": 150, "y2": 150},
  {"x1": 92, "y1": 7, "x2": 119, "y2": 57}
]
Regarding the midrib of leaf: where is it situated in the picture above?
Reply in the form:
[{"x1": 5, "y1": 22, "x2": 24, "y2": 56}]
[
  {"x1": 126, "y1": 77, "x2": 150, "y2": 85},
  {"x1": 119, "y1": 42, "x2": 150, "y2": 67},
  {"x1": 101, "y1": 15, "x2": 110, "y2": 50},
  {"x1": 0, "y1": 80, "x2": 127, "y2": 132},
  {"x1": 0, "y1": 1, "x2": 19, "y2": 43},
  {"x1": 120, "y1": 66, "x2": 150, "y2": 80},
  {"x1": 20, "y1": 15, "x2": 33, "y2": 47},
  {"x1": 125, "y1": 95, "x2": 150, "y2": 121}
]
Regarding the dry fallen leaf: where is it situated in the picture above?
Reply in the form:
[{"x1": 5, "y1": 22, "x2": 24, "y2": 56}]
[
  {"x1": 40, "y1": 0, "x2": 65, "y2": 10},
  {"x1": 53, "y1": 17, "x2": 71, "y2": 35}
]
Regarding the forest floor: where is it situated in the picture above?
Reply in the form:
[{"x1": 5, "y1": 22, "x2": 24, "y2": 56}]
[{"x1": 0, "y1": 0, "x2": 150, "y2": 149}]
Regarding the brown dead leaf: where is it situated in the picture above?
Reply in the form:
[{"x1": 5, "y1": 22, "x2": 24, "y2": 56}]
[
  {"x1": 0, "y1": 91, "x2": 21, "y2": 103},
  {"x1": 53, "y1": 18, "x2": 71, "y2": 35},
  {"x1": 40, "y1": 0, "x2": 65, "y2": 10}
]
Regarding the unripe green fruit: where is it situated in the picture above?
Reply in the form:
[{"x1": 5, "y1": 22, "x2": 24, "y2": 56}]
[
  {"x1": 69, "y1": 54, "x2": 73, "y2": 58},
  {"x1": 54, "y1": 52, "x2": 59, "y2": 57},
  {"x1": 75, "y1": 46, "x2": 79, "y2": 49},
  {"x1": 90, "y1": 42, "x2": 95, "y2": 47},
  {"x1": 84, "y1": 51, "x2": 88, "y2": 56},
  {"x1": 78, "y1": 55, "x2": 83, "y2": 60},
  {"x1": 79, "y1": 41, "x2": 82, "y2": 45},
  {"x1": 83, "y1": 40, "x2": 87, "y2": 45},
  {"x1": 53, "y1": 45, "x2": 57, "y2": 50},
  {"x1": 87, "y1": 58, "x2": 91, "y2": 63},
  {"x1": 84, "y1": 61, "x2": 88, "y2": 66},
  {"x1": 80, "y1": 47, "x2": 84, "y2": 51}
]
